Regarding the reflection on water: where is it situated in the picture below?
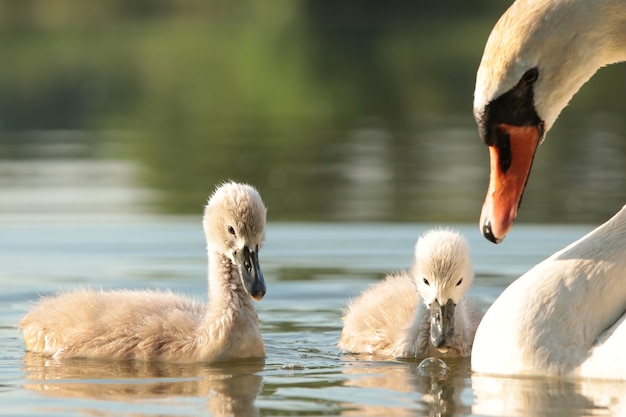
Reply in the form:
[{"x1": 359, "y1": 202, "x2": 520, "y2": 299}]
[
  {"x1": 23, "y1": 352, "x2": 264, "y2": 417},
  {"x1": 18, "y1": 349, "x2": 626, "y2": 417},
  {"x1": 1, "y1": 117, "x2": 625, "y2": 225},
  {"x1": 0, "y1": 158, "x2": 154, "y2": 214},
  {"x1": 340, "y1": 358, "x2": 473, "y2": 417},
  {"x1": 1, "y1": 2, "x2": 625, "y2": 224},
  {"x1": 472, "y1": 374, "x2": 626, "y2": 417}
]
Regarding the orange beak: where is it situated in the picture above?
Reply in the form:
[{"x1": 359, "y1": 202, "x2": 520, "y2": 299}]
[{"x1": 480, "y1": 124, "x2": 541, "y2": 243}]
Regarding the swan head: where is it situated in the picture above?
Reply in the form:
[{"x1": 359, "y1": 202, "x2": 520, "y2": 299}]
[
  {"x1": 411, "y1": 229, "x2": 473, "y2": 353},
  {"x1": 203, "y1": 181, "x2": 267, "y2": 301},
  {"x1": 473, "y1": 0, "x2": 622, "y2": 243}
]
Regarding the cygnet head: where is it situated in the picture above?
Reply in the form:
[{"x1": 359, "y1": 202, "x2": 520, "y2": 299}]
[
  {"x1": 410, "y1": 229, "x2": 473, "y2": 353},
  {"x1": 203, "y1": 181, "x2": 267, "y2": 300}
]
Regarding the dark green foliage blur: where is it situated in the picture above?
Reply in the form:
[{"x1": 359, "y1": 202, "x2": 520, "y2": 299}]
[{"x1": 0, "y1": 0, "x2": 624, "y2": 222}]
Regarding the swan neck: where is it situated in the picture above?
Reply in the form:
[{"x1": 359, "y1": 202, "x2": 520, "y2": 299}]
[
  {"x1": 535, "y1": 0, "x2": 626, "y2": 130},
  {"x1": 601, "y1": 0, "x2": 626, "y2": 64},
  {"x1": 189, "y1": 251, "x2": 261, "y2": 361},
  {"x1": 200, "y1": 251, "x2": 258, "y2": 331},
  {"x1": 206, "y1": 251, "x2": 253, "y2": 318}
]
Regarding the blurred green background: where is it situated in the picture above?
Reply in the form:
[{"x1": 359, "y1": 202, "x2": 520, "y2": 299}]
[{"x1": 1, "y1": 0, "x2": 624, "y2": 223}]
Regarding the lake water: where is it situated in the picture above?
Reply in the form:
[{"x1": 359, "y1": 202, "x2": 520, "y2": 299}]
[
  {"x1": 2, "y1": 3, "x2": 626, "y2": 415},
  {"x1": 3, "y1": 216, "x2": 626, "y2": 416}
]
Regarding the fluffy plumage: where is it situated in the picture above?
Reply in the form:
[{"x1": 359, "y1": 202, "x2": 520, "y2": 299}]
[
  {"x1": 338, "y1": 229, "x2": 483, "y2": 358},
  {"x1": 19, "y1": 181, "x2": 268, "y2": 363}
]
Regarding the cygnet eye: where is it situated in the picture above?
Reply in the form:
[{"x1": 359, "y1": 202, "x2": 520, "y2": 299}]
[
  {"x1": 227, "y1": 226, "x2": 236, "y2": 236},
  {"x1": 423, "y1": 277, "x2": 430, "y2": 286},
  {"x1": 456, "y1": 278, "x2": 463, "y2": 286}
]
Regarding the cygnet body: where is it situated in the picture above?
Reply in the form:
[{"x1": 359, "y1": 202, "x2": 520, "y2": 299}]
[
  {"x1": 19, "y1": 181, "x2": 267, "y2": 363},
  {"x1": 338, "y1": 229, "x2": 482, "y2": 358}
]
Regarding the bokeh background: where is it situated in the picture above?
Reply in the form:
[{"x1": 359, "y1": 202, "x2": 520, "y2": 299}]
[{"x1": 1, "y1": 0, "x2": 624, "y2": 224}]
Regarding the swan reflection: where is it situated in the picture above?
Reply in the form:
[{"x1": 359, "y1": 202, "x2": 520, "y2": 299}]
[
  {"x1": 23, "y1": 352, "x2": 264, "y2": 417},
  {"x1": 472, "y1": 373, "x2": 626, "y2": 416},
  {"x1": 340, "y1": 357, "x2": 472, "y2": 416}
]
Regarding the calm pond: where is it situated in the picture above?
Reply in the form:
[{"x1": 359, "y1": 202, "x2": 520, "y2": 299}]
[{"x1": 2, "y1": 216, "x2": 626, "y2": 416}]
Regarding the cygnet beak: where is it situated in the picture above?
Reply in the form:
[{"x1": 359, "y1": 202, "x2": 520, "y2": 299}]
[
  {"x1": 429, "y1": 299, "x2": 455, "y2": 353},
  {"x1": 236, "y1": 246, "x2": 266, "y2": 301}
]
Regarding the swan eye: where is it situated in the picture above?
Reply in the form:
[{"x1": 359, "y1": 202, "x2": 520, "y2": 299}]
[
  {"x1": 227, "y1": 226, "x2": 236, "y2": 236},
  {"x1": 522, "y1": 67, "x2": 539, "y2": 85},
  {"x1": 423, "y1": 277, "x2": 430, "y2": 286},
  {"x1": 456, "y1": 278, "x2": 463, "y2": 286}
]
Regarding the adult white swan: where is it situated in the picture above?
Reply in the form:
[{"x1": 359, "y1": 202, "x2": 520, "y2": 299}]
[
  {"x1": 471, "y1": 0, "x2": 626, "y2": 378},
  {"x1": 20, "y1": 182, "x2": 268, "y2": 363}
]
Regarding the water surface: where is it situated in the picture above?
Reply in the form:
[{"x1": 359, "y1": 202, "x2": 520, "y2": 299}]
[{"x1": 2, "y1": 217, "x2": 625, "y2": 416}]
